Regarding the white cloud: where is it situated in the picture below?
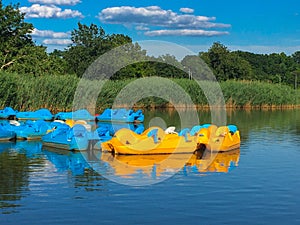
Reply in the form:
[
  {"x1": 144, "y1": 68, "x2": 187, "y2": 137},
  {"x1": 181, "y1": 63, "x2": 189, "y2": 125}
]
[
  {"x1": 42, "y1": 38, "x2": 72, "y2": 45},
  {"x1": 135, "y1": 25, "x2": 150, "y2": 31},
  {"x1": 20, "y1": 4, "x2": 84, "y2": 19},
  {"x1": 180, "y1": 7, "x2": 194, "y2": 14},
  {"x1": 99, "y1": 6, "x2": 230, "y2": 29},
  {"x1": 28, "y1": 0, "x2": 81, "y2": 5},
  {"x1": 145, "y1": 29, "x2": 229, "y2": 37},
  {"x1": 32, "y1": 28, "x2": 70, "y2": 38}
]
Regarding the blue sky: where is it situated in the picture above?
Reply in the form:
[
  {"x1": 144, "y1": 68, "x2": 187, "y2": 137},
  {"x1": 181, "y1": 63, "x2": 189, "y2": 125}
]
[{"x1": 3, "y1": 0, "x2": 300, "y2": 55}]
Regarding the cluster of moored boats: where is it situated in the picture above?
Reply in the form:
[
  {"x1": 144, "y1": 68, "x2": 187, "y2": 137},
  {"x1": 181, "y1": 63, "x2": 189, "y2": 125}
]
[
  {"x1": 0, "y1": 107, "x2": 145, "y2": 151},
  {"x1": 0, "y1": 107, "x2": 145, "y2": 122},
  {"x1": 0, "y1": 107, "x2": 241, "y2": 154}
]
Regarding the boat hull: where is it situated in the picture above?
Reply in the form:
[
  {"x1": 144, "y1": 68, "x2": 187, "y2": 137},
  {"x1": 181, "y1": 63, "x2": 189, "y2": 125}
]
[{"x1": 102, "y1": 125, "x2": 241, "y2": 155}]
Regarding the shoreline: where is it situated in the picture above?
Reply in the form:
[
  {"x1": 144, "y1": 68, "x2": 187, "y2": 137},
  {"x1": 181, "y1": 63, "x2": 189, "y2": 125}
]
[{"x1": 112, "y1": 103, "x2": 300, "y2": 112}]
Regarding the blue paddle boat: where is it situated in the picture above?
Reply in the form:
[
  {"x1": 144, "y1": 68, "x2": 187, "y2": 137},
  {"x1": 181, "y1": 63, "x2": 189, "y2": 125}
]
[
  {"x1": 0, "y1": 107, "x2": 17, "y2": 119},
  {"x1": 8, "y1": 120, "x2": 50, "y2": 140},
  {"x1": 54, "y1": 109, "x2": 95, "y2": 121},
  {"x1": 16, "y1": 108, "x2": 53, "y2": 121},
  {"x1": 42, "y1": 124, "x2": 90, "y2": 151},
  {"x1": 96, "y1": 121, "x2": 144, "y2": 136},
  {"x1": 96, "y1": 108, "x2": 144, "y2": 123},
  {"x1": 0, "y1": 124, "x2": 16, "y2": 141}
]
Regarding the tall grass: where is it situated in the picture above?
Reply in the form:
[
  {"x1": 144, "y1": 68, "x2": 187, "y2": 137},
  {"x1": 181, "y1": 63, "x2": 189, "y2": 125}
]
[{"x1": 0, "y1": 72, "x2": 299, "y2": 112}]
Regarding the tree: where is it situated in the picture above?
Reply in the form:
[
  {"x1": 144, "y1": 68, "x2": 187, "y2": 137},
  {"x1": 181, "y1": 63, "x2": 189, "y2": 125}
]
[
  {"x1": 201, "y1": 42, "x2": 253, "y2": 81},
  {"x1": 0, "y1": 0, "x2": 34, "y2": 71},
  {"x1": 292, "y1": 51, "x2": 300, "y2": 64},
  {"x1": 6, "y1": 45, "x2": 68, "y2": 76},
  {"x1": 63, "y1": 22, "x2": 133, "y2": 77}
]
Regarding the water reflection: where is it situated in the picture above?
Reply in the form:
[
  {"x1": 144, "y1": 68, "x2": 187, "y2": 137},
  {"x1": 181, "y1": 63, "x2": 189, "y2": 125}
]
[
  {"x1": 98, "y1": 149, "x2": 240, "y2": 179},
  {"x1": 0, "y1": 139, "x2": 241, "y2": 210},
  {"x1": 42, "y1": 147, "x2": 90, "y2": 175},
  {"x1": 0, "y1": 108, "x2": 299, "y2": 224},
  {"x1": 0, "y1": 142, "x2": 31, "y2": 214}
]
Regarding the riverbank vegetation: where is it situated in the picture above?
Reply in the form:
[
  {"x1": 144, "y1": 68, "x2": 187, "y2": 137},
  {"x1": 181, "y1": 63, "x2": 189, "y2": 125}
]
[
  {"x1": 0, "y1": 1, "x2": 299, "y2": 111},
  {"x1": 0, "y1": 72, "x2": 299, "y2": 112}
]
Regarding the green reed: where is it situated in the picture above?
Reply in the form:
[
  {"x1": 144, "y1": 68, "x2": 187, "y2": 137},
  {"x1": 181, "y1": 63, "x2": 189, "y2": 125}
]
[{"x1": 0, "y1": 72, "x2": 299, "y2": 111}]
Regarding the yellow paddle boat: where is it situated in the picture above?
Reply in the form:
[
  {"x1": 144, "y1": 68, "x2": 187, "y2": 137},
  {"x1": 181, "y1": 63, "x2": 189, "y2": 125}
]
[
  {"x1": 196, "y1": 124, "x2": 241, "y2": 152},
  {"x1": 101, "y1": 124, "x2": 240, "y2": 155}
]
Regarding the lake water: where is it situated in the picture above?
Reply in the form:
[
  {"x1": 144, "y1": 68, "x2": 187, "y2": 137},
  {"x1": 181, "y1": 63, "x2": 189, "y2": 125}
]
[{"x1": 1, "y1": 109, "x2": 300, "y2": 224}]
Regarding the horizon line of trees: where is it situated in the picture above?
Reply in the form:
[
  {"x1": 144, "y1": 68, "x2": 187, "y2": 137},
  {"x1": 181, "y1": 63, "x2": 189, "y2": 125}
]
[{"x1": 1, "y1": 1, "x2": 299, "y2": 88}]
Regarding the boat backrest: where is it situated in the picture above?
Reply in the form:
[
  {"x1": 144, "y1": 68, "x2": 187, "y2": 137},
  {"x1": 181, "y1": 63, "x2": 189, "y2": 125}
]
[
  {"x1": 134, "y1": 125, "x2": 144, "y2": 135},
  {"x1": 71, "y1": 124, "x2": 87, "y2": 138},
  {"x1": 190, "y1": 124, "x2": 211, "y2": 136},
  {"x1": 207, "y1": 125, "x2": 218, "y2": 138},
  {"x1": 190, "y1": 125, "x2": 202, "y2": 136},
  {"x1": 227, "y1": 125, "x2": 238, "y2": 134},
  {"x1": 178, "y1": 128, "x2": 190, "y2": 142},
  {"x1": 147, "y1": 128, "x2": 159, "y2": 143},
  {"x1": 215, "y1": 126, "x2": 229, "y2": 137},
  {"x1": 51, "y1": 124, "x2": 69, "y2": 138}
]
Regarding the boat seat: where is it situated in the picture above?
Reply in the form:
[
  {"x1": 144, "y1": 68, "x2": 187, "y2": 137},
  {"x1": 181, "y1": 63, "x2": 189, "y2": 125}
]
[{"x1": 190, "y1": 124, "x2": 211, "y2": 136}]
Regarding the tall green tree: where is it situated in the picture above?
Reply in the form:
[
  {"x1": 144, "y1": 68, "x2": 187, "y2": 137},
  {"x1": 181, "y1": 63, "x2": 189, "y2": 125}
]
[
  {"x1": 200, "y1": 42, "x2": 253, "y2": 81},
  {"x1": 0, "y1": 0, "x2": 34, "y2": 71},
  {"x1": 292, "y1": 51, "x2": 300, "y2": 64},
  {"x1": 64, "y1": 22, "x2": 133, "y2": 77}
]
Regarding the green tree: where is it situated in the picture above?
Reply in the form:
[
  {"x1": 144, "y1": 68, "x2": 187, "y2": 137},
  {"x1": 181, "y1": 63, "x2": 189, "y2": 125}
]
[
  {"x1": 0, "y1": 0, "x2": 34, "y2": 71},
  {"x1": 64, "y1": 22, "x2": 133, "y2": 77},
  {"x1": 200, "y1": 42, "x2": 253, "y2": 81},
  {"x1": 292, "y1": 51, "x2": 300, "y2": 64}
]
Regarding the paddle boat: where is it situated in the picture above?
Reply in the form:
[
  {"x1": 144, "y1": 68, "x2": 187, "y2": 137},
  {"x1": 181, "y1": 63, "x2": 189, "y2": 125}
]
[
  {"x1": 0, "y1": 123, "x2": 16, "y2": 141},
  {"x1": 92, "y1": 122, "x2": 144, "y2": 150},
  {"x1": 54, "y1": 109, "x2": 95, "y2": 121},
  {"x1": 16, "y1": 108, "x2": 53, "y2": 121},
  {"x1": 96, "y1": 108, "x2": 144, "y2": 123},
  {"x1": 0, "y1": 107, "x2": 17, "y2": 119},
  {"x1": 96, "y1": 121, "x2": 144, "y2": 135},
  {"x1": 42, "y1": 124, "x2": 90, "y2": 151},
  {"x1": 101, "y1": 126, "x2": 198, "y2": 155},
  {"x1": 101, "y1": 124, "x2": 240, "y2": 155},
  {"x1": 7, "y1": 120, "x2": 50, "y2": 140},
  {"x1": 196, "y1": 124, "x2": 241, "y2": 152}
]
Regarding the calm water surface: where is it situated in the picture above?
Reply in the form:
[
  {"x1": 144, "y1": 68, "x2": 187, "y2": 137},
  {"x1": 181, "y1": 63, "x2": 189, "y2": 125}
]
[{"x1": 1, "y1": 109, "x2": 300, "y2": 224}]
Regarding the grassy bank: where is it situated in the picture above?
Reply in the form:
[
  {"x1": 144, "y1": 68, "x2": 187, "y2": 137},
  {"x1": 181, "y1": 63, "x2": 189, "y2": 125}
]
[{"x1": 0, "y1": 72, "x2": 299, "y2": 112}]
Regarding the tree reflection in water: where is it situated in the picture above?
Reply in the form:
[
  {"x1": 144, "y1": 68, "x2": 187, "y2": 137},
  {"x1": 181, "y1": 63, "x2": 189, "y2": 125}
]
[{"x1": 0, "y1": 149, "x2": 30, "y2": 214}]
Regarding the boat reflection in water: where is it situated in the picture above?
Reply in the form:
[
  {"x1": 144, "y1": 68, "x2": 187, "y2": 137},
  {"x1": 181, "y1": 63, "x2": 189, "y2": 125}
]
[
  {"x1": 42, "y1": 147, "x2": 91, "y2": 175},
  {"x1": 97, "y1": 149, "x2": 240, "y2": 180}
]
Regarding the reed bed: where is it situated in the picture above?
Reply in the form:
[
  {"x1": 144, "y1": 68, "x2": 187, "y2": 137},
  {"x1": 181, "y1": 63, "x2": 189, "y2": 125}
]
[{"x1": 0, "y1": 72, "x2": 299, "y2": 111}]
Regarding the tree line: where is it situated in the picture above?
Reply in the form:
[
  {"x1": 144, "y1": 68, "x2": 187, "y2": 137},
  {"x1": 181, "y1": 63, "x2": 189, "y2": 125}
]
[{"x1": 1, "y1": 1, "x2": 299, "y2": 88}]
